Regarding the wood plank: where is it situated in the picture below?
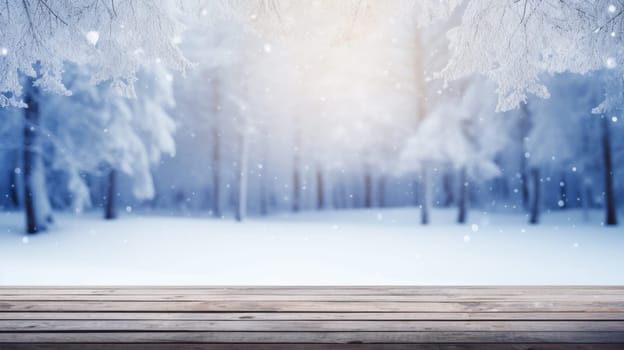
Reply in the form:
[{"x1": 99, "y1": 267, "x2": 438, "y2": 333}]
[
  {"x1": 3, "y1": 286, "x2": 623, "y2": 295},
  {"x1": 3, "y1": 344, "x2": 624, "y2": 350},
  {"x1": 2, "y1": 331, "x2": 624, "y2": 343},
  {"x1": 2, "y1": 286, "x2": 619, "y2": 298},
  {"x1": 2, "y1": 320, "x2": 623, "y2": 332},
  {"x1": 0, "y1": 294, "x2": 617, "y2": 302},
  {"x1": 2, "y1": 312, "x2": 623, "y2": 321},
  {"x1": 1, "y1": 287, "x2": 622, "y2": 346},
  {"x1": 2, "y1": 300, "x2": 623, "y2": 312}
]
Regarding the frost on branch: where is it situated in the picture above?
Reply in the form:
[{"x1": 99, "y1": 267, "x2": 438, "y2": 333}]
[
  {"x1": 443, "y1": 0, "x2": 623, "y2": 111},
  {"x1": 0, "y1": 0, "x2": 189, "y2": 107}
]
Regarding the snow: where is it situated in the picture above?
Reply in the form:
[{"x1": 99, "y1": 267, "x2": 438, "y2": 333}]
[
  {"x1": 1, "y1": 208, "x2": 622, "y2": 285},
  {"x1": 0, "y1": 1, "x2": 189, "y2": 107},
  {"x1": 85, "y1": 31, "x2": 100, "y2": 46},
  {"x1": 444, "y1": 0, "x2": 624, "y2": 111}
]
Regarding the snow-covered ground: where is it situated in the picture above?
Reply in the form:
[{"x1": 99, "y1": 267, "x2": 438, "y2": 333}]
[{"x1": 0, "y1": 208, "x2": 622, "y2": 285}]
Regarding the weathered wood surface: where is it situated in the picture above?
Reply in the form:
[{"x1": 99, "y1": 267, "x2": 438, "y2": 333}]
[{"x1": 0, "y1": 286, "x2": 623, "y2": 349}]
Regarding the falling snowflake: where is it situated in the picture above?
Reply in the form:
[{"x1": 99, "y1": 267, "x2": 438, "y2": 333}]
[{"x1": 85, "y1": 31, "x2": 100, "y2": 46}]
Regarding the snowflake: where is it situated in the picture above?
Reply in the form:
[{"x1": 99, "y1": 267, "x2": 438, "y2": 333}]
[{"x1": 85, "y1": 31, "x2": 100, "y2": 46}]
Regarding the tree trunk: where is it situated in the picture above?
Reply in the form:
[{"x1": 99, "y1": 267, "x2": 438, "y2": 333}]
[
  {"x1": 518, "y1": 102, "x2": 532, "y2": 212},
  {"x1": 23, "y1": 86, "x2": 53, "y2": 233},
  {"x1": 421, "y1": 167, "x2": 431, "y2": 225},
  {"x1": 529, "y1": 168, "x2": 540, "y2": 225},
  {"x1": 291, "y1": 122, "x2": 302, "y2": 212},
  {"x1": 378, "y1": 176, "x2": 386, "y2": 207},
  {"x1": 258, "y1": 156, "x2": 269, "y2": 216},
  {"x1": 443, "y1": 173, "x2": 454, "y2": 207},
  {"x1": 601, "y1": 117, "x2": 617, "y2": 226},
  {"x1": 8, "y1": 166, "x2": 19, "y2": 208},
  {"x1": 363, "y1": 172, "x2": 372, "y2": 208},
  {"x1": 414, "y1": 29, "x2": 430, "y2": 225},
  {"x1": 235, "y1": 128, "x2": 249, "y2": 222},
  {"x1": 336, "y1": 179, "x2": 347, "y2": 209},
  {"x1": 292, "y1": 167, "x2": 300, "y2": 212},
  {"x1": 211, "y1": 121, "x2": 221, "y2": 217},
  {"x1": 316, "y1": 169, "x2": 324, "y2": 210},
  {"x1": 411, "y1": 179, "x2": 420, "y2": 206},
  {"x1": 292, "y1": 134, "x2": 301, "y2": 212},
  {"x1": 521, "y1": 155, "x2": 530, "y2": 211},
  {"x1": 104, "y1": 169, "x2": 117, "y2": 220},
  {"x1": 259, "y1": 164, "x2": 269, "y2": 215},
  {"x1": 259, "y1": 123, "x2": 270, "y2": 216},
  {"x1": 211, "y1": 79, "x2": 222, "y2": 218},
  {"x1": 582, "y1": 176, "x2": 592, "y2": 222},
  {"x1": 457, "y1": 167, "x2": 467, "y2": 224},
  {"x1": 581, "y1": 117, "x2": 592, "y2": 222}
]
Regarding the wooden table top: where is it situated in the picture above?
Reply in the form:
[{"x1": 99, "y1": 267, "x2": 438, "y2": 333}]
[{"x1": 0, "y1": 286, "x2": 623, "y2": 349}]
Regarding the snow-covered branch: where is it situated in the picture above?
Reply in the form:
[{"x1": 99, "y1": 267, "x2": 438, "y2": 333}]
[
  {"x1": 443, "y1": 0, "x2": 624, "y2": 111},
  {"x1": 0, "y1": 0, "x2": 189, "y2": 107}
]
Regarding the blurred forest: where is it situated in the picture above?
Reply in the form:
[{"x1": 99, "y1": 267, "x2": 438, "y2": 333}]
[{"x1": 0, "y1": 1, "x2": 622, "y2": 233}]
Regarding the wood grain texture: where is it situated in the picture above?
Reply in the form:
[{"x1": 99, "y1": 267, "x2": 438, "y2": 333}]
[
  {"x1": 0, "y1": 286, "x2": 622, "y2": 348},
  {"x1": 3, "y1": 311, "x2": 624, "y2": 320},
  {"x1": 4, "y1": 320, "x2": 624, "y2": 331},
  {"x1": 2, "y1": 345, "x2": 624, "y2": 350},
  {"x1": 2, "y1": 331, "x2": 624, "y2": 343},
  {"x1": 2, "y1": 300, "x2": 623, "y2": 312}
]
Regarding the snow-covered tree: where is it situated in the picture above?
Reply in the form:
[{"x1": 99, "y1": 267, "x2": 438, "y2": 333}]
[
  {"x1": 0, "y1": 0, "x2": 188, "y2": 107},
  {"x1": 524, "y1": 75, "x2": 597, "y2": 223},
  {"x1": 590, "y1": 71, "x2": 622, "y2": 225},
  {"x1": 0, "y1": 1, "x2": 185, "y2": 233},
  {"x1": 7, "y1": 63, "x2": 175, "y2": 231},
  {"x1": 21, "y1": 80, "x2": 53, "y2": 233},
  {"x1": 444, "y1": 0, "x2": 624, "y2": 111},
  {"x1": 400, "y1": 78, "x2": 512, "y2": 223}
]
